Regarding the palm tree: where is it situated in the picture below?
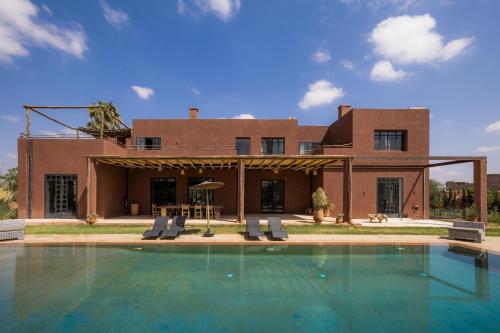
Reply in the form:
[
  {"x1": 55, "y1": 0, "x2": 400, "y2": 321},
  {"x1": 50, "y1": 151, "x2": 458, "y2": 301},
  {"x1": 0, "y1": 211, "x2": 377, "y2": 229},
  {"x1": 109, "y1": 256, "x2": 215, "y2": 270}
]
[{"x1": 87, "y1": 101, "x2": 122, "y2": 131}]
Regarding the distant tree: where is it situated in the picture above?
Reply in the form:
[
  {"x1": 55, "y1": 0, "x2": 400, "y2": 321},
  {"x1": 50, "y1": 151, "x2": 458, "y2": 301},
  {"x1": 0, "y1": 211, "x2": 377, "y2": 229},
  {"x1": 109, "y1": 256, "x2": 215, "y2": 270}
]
[
  {"x1": 429, "y1": 179, "x2": 444, "y2": 209},
  {"x1": 87, "y1": 101, "x2": 122, "y2": 131},
  {"x1": 0, "y1": 167, "x2": 18, "y2": 219},
  {"x1": 488, "y1": 190, "x2": 500, "y2": 212}
]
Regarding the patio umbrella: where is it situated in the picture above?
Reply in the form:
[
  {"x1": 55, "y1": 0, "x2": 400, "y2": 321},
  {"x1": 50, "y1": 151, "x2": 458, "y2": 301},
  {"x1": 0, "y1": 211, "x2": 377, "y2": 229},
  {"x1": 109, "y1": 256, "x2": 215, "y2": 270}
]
[{"x1": 189, "y1": 181, "x2": 224, "y2": 237}]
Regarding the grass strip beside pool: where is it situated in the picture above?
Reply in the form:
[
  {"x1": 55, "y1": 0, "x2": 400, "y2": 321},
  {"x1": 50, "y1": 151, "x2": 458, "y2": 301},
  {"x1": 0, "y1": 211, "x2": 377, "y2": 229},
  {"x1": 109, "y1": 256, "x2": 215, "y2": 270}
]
[{"x1": 25, "y1": 224, "x2": 500, "y2": 236}]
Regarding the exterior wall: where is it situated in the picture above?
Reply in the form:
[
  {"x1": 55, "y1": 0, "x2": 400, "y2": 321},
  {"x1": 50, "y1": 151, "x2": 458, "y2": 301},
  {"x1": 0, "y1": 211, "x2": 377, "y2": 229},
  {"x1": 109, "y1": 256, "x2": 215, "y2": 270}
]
[
  {"x1": 127, "y1": 169, "x2": 238, "y2": 216},
  {"x1": 245, "y1": 170, "x2": 311, "y2": 214},
  {"x1": 488, "y1": 174, "x2": 500, "y2": 192},
  {"x1": 96, "y1": 164, "x2": 127, "y2": 218},
  {"x1": 17, "y1": 139, "x2": 109, "y2": 219},
  {"x1": 322, "y1": 167, "x2": 427, "y2": 219},
  {"x1": 16, "y1": 106, "x2": 434, "y2": 220},
  {"x1": 130, "y1": 118, "x2": 306, "y2": 156}
]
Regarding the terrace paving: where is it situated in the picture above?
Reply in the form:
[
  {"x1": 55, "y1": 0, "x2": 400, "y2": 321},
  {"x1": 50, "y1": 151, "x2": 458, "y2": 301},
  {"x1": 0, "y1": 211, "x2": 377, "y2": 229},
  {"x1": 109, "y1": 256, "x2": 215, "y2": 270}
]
[{"x1": 7, "y1": 234, "x2": 500, "y2": 254}]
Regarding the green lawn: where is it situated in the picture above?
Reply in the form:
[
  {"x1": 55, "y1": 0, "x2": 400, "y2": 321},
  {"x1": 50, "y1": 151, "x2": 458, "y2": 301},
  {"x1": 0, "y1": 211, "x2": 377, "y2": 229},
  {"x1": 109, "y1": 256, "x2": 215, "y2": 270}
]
[{"x1": 25, "y1": 224, "x2": 500, "y2": 236}]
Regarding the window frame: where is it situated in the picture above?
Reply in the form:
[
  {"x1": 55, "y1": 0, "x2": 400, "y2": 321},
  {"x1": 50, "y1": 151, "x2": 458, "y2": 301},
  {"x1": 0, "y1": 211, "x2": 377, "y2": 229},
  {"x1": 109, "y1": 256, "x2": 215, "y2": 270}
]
[
  {"x1": 299, "y1": 142, "x2": 321, "y2": 155},
  {"x1": 136, "y1": 137, "x2": 162, "y2": 150},
  {"x1": 261, "y1": 137, "x2": 285, "y2": 155},
  {"x1": 235, "y1": 137, "x2": 251, "y2": 155},
  {"x1": 374, "y1": 130, "x2": 406, "y2": 151}
]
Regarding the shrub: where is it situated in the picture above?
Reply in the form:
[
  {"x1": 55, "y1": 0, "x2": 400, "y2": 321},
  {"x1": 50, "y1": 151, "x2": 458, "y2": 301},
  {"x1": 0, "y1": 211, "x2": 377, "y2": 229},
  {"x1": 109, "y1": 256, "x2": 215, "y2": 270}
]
[{"x1": 312, "y1": 187, "x2": 329, "y2": 209}]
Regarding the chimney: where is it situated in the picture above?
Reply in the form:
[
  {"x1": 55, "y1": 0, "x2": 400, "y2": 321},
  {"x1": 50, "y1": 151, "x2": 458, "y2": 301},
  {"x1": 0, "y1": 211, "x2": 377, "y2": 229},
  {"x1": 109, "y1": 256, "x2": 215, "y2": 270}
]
[
  {"x1": 189, "y1": 107, "x2": 199, "y2": 119},
  {"x1": 338, "y1": 104, "x2": 352, "y2": 119}
]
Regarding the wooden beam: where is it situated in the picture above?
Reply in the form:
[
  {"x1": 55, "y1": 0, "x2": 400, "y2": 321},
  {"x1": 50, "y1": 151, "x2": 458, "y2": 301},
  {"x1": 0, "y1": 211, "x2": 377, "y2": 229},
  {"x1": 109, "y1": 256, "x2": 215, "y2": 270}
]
[
  {"x1": 87, "y1": 157, "x2": 92, "y2": 217},
  {"x1": 237, "y1": 159, "x2": 245, "y2": 223},
  {"x1": 343, "y1": 158, "x2": 352, "y2": 224}
]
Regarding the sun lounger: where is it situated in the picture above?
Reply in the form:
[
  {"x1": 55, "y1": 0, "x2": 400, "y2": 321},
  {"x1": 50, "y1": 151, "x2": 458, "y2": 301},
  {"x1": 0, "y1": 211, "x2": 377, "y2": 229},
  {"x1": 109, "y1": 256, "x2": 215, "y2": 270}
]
[
  {"x1": 267, "y1": 217, "x2": 288, "y2": 240},
  {"x1": 245, "y1": 217, "x2": 264, "y2": 239},
  {"x1": 160, "y1": 215, "x2": 186, "y2": 239},
  {"x1": 142, "y1": 217, "x2": 169, "y2": 239},
  {"x1": 447, "y1": 220, "x2": 485, "y2": 243}
]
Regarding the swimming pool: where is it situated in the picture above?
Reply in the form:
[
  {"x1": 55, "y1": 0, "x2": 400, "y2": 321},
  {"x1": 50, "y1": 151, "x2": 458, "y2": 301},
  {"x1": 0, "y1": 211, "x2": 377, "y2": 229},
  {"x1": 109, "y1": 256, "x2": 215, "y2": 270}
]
[{"x1": 1, "y1": 244, "x2": 499, "y2": 332}]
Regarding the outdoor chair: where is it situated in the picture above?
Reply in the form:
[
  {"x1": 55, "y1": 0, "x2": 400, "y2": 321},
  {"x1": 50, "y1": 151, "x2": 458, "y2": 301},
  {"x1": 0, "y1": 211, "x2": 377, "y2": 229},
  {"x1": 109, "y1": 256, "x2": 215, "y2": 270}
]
[
  {"x1": 160, "y1": 215, "x2": 186, "y2": 239},
  {"x1": 142, "y1": 217, "x2": 169, "y2": 239},
  {"x1": 181, "y1": 204, "x2": 190, "y2": 218},
  {"x1": 152, "y1": 204, "x2": 159, "y2": 218},
  {"x1": 0, "y1": 219, "x2": 25, "y2": 241},
  {"x1": 267, "y1": 217, "x2": 289, "y2": 240},
  {"x1": 194, "y1": 204, "x2": 203, "y2": 219},
  {"x1": 245, "y1": 217, "x2": 264, "y2": 239},
  {"x1": 447, "y1": 220, "x2": 485, "y2": 243}
]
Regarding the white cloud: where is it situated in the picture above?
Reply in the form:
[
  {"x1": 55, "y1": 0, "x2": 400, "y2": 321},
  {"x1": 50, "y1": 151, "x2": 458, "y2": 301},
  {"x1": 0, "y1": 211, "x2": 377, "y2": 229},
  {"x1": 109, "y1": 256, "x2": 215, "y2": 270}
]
[
  {"x1": 369, "y1": 14, "x2": 473, "y2": 65},
  {"x1": 485, "y1": 120, "x2": 500, "y2": 134},
  {"x1": 100, "y1": 1, "x2": 129, "y2": 28},
  {"x1": 232, "y1": 113, "x2": 255, "y2": 119},
  {"x1": 340, "y1": 0, "x2": 421, "y2": 10},
  {"x1": 477, "y1": 146, "x2": 500, "y2": 153},
  {"x1": 370, "y1": 60, "x2": 409, "y2": 81},
  {"x1": 131, "y1": 85, "x2": 154, "y2": 100},
  {"x1": 0, "y1": 0, "x2": 87, "y2": 63},
  {"x1": 6, "y1": 153, "x2": 17, "y2": 160},
  {"x1": 41, "y1": 4, "x2": 52, "y2": 16},
  {"x1": 298, "y1": 80, "x2": 345, "y2": 110},
  {"x1": 1, "y1": 115, "x2": 19, "y2": 123},
  {"x1": 444, "y1": 119, "x2": 455, "y2": 125},
  {"x1": 190, "y1": 87, "x2": 201, "y2": 95},
  {"x1": 178, "y1": 0, "x2": 241, "y2": 21},
  {"x1": 312, "y1": 49, "x2": 331, "y2": 64},
  {"x1": 341, "y1": 59, "x2": 355, "y2": 70}
]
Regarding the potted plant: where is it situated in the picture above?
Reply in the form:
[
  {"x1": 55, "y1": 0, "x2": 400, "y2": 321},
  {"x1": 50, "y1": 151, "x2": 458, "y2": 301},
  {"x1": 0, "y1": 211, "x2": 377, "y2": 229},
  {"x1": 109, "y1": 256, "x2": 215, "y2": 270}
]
[
  {"x1": 312, "y1": 187, "x2": 328, "y2": 223},
  {"x1": 86, "y1": 214, "x2": 98, "y2": 225},
  {"x1": 323, "y1": 198, "x2": 332, "y2": 217}
]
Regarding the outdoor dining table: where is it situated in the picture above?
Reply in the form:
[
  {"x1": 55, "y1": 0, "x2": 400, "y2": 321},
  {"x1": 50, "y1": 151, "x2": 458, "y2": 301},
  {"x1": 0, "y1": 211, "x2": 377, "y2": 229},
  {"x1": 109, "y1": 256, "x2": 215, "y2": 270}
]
[{"x1": 157, "y1": 205, "x2": 223, "y2": 218}]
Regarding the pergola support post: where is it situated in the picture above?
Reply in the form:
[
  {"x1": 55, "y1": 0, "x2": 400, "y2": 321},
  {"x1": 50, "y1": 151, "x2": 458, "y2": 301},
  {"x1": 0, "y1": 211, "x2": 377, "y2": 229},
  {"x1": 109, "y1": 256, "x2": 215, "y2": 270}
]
[
  {"x1": 87, "y1": 157, "x2": 92, "y2": 218},
  {"x1": 237, "y1": 159, "x2": 245, "y2": 223},
  {"x1": 473, "y1": 159, "x2": 488, "y2": 223},
  {"x1": 343, "y1": 158, "x2": 352, "y2": 224}
]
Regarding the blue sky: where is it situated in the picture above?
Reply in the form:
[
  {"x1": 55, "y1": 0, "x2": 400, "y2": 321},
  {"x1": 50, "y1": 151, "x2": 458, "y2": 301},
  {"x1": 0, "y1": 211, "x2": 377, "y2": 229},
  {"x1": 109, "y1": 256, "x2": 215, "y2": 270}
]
[{"x1": 0, "y1": 0, "x2": 499, "y2": 182}]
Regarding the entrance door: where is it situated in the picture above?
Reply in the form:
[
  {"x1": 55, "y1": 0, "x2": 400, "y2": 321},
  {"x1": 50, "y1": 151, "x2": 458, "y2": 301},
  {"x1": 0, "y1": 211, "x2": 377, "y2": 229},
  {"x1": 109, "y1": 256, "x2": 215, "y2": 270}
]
[
  {"x1": 261, "y1": 180, "x2": 284, "y2": 213},
  {"x1": 151, "y1": 178, "x2": 176, "y2": 206},
  {"x1": 45, "y1": 175, "x2": 77, "y2": 218},
  {"x1": 377, "y1": 178, "x2": 402, "y2": 217}
]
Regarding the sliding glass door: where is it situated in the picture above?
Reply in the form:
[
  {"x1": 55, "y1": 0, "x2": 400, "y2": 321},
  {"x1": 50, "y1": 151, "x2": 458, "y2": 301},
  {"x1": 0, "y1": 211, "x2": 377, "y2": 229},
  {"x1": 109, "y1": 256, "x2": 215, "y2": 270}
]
[
  {"x1": 45, "y1": 175, "x2": 77, "y2": 218},
  {"x1": 377, "y1": 178, "x2": 403, "y2": 217},
  {"x1": 261, "y1": 180, "x2": 284, "y2": 213}
]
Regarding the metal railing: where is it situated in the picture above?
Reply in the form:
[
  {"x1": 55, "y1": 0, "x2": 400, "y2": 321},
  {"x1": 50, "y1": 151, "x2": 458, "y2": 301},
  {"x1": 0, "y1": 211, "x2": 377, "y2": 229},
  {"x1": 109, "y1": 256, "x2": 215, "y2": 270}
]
[{"x1": 430, "y1": 209, "x2": 464, "y2": 219}]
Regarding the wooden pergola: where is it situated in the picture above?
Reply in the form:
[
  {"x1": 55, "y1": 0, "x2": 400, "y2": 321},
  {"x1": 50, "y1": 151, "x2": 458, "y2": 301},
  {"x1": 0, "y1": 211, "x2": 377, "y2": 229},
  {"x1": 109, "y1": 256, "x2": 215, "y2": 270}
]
[{"x1": 87, "y1": 155, "x2": 353, "y2": 223}]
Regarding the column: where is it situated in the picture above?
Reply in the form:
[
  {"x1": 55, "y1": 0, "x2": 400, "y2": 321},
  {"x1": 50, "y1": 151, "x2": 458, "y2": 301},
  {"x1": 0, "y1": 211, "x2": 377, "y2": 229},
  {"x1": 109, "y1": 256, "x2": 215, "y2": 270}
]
[
  {"x1": 473, "y1": 159, "x2": 488, "y2": 223},
  {"x1": 343, "y1": 158, "x2": 352, "y2": 223},
  {"x1": 237, "y1": 159, "x2": 245, "y2": 223}
]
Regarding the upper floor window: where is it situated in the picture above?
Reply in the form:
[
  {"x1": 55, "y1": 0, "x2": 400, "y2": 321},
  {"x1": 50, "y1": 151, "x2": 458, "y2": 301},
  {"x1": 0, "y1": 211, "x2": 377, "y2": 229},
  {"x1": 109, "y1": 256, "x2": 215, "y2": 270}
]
[
  {"x1": 374, "y1": 131, "x2": 405, "y2": 151},
  {"x1": 299, "y1": 142, "x2": 320, "y2": 155},
  {"x1": 235, "y1": 138, "x2": 250, "y2": 155},
  {"x1": 261, "y1": 138, "x2": 285, "y2": 155},
  {"x1": 136, "y1": 137, "x2": 161, "y2": 150}
]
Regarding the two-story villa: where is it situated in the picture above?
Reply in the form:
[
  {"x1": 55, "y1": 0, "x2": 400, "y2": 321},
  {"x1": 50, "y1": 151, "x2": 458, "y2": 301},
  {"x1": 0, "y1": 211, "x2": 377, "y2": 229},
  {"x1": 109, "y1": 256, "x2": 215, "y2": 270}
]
[{"x1": 16, "y1": 105, "x2": 488, "y2": 222}]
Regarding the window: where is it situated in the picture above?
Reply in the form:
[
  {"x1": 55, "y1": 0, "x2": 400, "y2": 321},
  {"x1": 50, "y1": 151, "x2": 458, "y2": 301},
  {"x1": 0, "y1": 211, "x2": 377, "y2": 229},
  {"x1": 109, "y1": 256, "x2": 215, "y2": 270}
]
[
  {"x1": 299, "y1": 142, "x2": 320, "y2": 155},
  {"x1": 236, "y1": 138, "x2": 250, "y2": 155},
  {"x1": 136, "y1": 137, "x2": 161, "y2": 150},
  {"x1": 374, "y1": 131, "x2": 405, "y2": 151},
  {"x1": 261, "y1": 138, "x2": 284, "y2": 155},
  {"x1": 188, "y1": 178, "x2": 214, "y2": 205}
]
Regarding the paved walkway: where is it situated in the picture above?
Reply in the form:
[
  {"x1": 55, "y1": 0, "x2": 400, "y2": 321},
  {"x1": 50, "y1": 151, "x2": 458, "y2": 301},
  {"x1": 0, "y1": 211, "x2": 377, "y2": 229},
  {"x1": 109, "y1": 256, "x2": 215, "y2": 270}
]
[
  {"x1": 7, "y1": 234, "x2": 500, "y2": 254},
  {"x1": 26, "y1": 215, "x2": 453, "y2": 228}
]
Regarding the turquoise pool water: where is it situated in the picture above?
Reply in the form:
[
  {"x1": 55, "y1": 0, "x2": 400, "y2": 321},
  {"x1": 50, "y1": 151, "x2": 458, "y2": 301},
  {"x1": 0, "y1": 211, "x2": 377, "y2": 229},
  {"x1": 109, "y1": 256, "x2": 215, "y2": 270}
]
[{"x1": 0, "y1": 244, "x2": 499, "y2": 332}]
